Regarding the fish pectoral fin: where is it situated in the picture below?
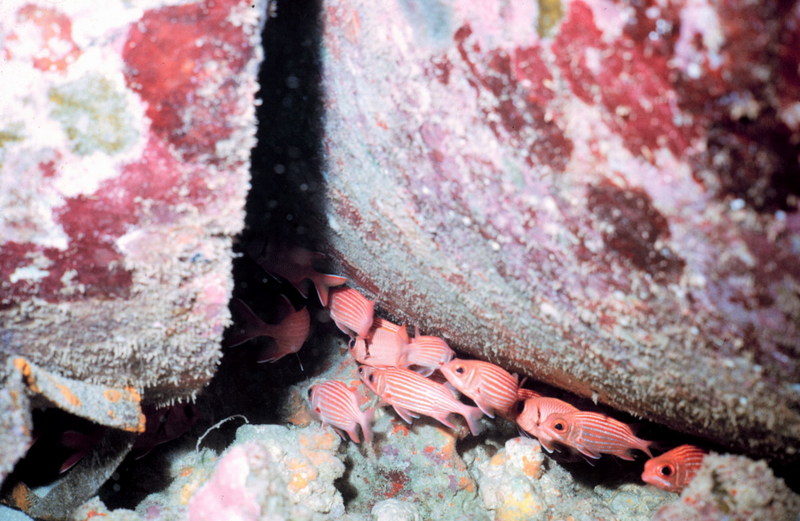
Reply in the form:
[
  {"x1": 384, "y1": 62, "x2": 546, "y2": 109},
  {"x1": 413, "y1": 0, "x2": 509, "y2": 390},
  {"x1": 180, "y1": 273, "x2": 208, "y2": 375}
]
[
  {"x1": 392, "y1": 405, "x2": 418, "y2": 424},
  {"x1": 476, "y1": 400, "x2": 495, "y2": 419}
]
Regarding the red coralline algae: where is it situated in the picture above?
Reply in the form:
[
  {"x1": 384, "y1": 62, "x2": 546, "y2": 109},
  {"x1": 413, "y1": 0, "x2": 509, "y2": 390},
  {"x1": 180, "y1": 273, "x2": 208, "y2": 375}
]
[
  {"x1": 554, "y1": 1, "x2": 694, "y2": 159},
  {"x1": 123, "y1": 0, "x2": 255, "y2": 162},
  {"x1": 1, "y1": 0, "x2": 261, "y2": 487}
]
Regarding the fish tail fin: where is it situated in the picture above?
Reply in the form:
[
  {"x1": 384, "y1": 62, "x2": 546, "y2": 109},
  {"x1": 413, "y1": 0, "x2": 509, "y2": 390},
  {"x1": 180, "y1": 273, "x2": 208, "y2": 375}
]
[
  {"x1": 639, "y1": 437, "x2": 654, "y2": 458},
  {"x1": 313, "y1": 274, "x2": 347, "y2": 306},
  {"x1": 462, "y1": 405, "x2": 484, "y2": 436},
  {"x1": 361, "y1": 407, "x2": 375, "y2": 444},
  {"x1": 225, "y1": 298, "x2": 270, "y2": 348}
]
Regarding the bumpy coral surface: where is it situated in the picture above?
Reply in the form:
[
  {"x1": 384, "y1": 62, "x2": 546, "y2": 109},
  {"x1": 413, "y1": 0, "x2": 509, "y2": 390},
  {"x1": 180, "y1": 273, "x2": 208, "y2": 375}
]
[
  {"x1": 652, "y1": 453, "x2": 800, "y2": 521},
  {"x1": 319, "y1": 0, "x2": 800, "y2": 463},
  {"x1": 0, "y1": 0, "x2": 263, "y2": 483}
]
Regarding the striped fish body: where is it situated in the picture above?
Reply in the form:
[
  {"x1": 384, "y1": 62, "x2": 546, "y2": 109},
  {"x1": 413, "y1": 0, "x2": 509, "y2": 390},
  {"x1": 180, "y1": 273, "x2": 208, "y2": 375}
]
[
  {"x1": 642, "y1": 444, "x2": 707, "y2": 493},
  {"x1": 226, "y1": 298, "x2": 311, "y2": 362},
  {"x1": 328, "y1": 287, "x2": 375, "y2": 339},
  {"x1": 255, "y1": 245, "x2": 346, "y2": 306},
  {"x1": 440, "y1": 359, "x2": 519, "y2": 419},
  {"x1": 358, "y1": 365, "x2": 483, "y2": 436},
  {"x1": 539, "y1": 411, "x2": 653, "y2": 461},
  {"x1": 516, "y1": 388, "x2": 541, "y2": 401},
  {"x1": 308, "y1": 380, "x2": 374, "y2": 443},
  {"x1": 516, "y1": 397, "x2": 579, "y2": 450},
  {"x1": 401, "y1": 335, "x2": 455, "y2": 376},
  {"x1": 372, "y1": 317, "x2": 401, "y2": 332},
  {"x1": 363, "y1": 325, "x2": 409, "y2": 367}
]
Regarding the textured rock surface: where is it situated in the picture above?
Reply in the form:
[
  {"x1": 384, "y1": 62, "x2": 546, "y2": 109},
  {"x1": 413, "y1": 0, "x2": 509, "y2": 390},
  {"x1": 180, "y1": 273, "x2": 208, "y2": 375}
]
[
  {"x1": 652, "y1": 453, "x2": 800, "y2": 520},
  {"x1": 319, "y1": 0, "x2": 800, "y2": 462},
  {"x1": 0, "y1": 0, "x2": 263, "y2": 484},
  {"x1": 466, "y1": 435, "x2": 673, "y2": 521}
]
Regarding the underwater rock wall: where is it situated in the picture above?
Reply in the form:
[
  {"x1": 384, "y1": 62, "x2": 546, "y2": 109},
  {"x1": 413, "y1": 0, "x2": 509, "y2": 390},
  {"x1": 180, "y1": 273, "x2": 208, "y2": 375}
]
[
  {"x1": 320, "y1": 0, "x2": 800, "y2": 464},
  {"x1": 0, "y1": 0, "x2": 263, "y2": 483}
]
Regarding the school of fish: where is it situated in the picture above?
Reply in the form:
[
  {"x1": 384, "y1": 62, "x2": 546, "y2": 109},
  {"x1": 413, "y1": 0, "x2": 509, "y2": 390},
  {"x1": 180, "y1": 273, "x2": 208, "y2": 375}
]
[{"x1": 234, "y1": 246, "x2": 709, "y2": 494}]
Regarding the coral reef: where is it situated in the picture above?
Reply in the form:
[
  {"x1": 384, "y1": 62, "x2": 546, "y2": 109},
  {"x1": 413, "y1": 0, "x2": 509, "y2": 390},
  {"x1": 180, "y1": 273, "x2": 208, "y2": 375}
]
[{"x1": 319, "y1": 0, "x2": 800, "y2": 463}]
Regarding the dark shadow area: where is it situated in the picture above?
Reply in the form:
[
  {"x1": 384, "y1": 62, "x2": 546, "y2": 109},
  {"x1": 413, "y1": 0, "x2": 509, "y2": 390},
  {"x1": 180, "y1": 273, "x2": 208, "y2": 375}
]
[{"x1": 97, "y1": 0, "x2": 331, "y2": 510}]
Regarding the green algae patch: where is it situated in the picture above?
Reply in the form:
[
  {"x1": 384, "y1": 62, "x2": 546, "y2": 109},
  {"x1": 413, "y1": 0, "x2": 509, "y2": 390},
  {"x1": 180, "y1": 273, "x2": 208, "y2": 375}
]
[
  {"x1": 49, "y1": 74, "x2": 139, "y2": 156},
  {"x1": 537, "y1": 0, "x2": 563, "y2": 38},
  {"x1": 0, "y1": 124, "x2": 24, "y2": 149}
]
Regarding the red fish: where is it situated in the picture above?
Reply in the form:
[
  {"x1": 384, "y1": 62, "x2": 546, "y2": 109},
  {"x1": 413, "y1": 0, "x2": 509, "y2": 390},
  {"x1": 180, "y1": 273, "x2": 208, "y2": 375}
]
[
  {"x1": 308, "y1": 380, "x2": 374, "y2": 443},
  {"x1": 642, "y1": 444, "x2": 707, "y2": 493},
  {"x1": 365, "y1": 324, "x2": 409, "y2": 366},
  {"x1": 439, "y1": 359, "x2": 520, "y2": 419},
  {"x1": 254, "y1": 244, "x2": 346, "y2": 306},
  {"x1": 516, "y1": 396, "x2": 578, "y2": 450},
  {"x1": 358, "y1": 365, "x2": 483, "y2": 436},
  {"x1": 516, "y1": 388, "x2": 541, "y2": 400},
  {"x1": 400, "y1": 329, "x2": 455, "y2": 376},
  {"x1": 346, "y1": 319, "x2": 407, "y2": 367},
  {"x1": 538, "y1": 411, "x2": 653, "y2": 461},
  {"x1": 328, "y1": 286, "x2": 375, "y2": 339},
  {"x1": 226, "y1": 297, "x2": 310, "y2": 362}
]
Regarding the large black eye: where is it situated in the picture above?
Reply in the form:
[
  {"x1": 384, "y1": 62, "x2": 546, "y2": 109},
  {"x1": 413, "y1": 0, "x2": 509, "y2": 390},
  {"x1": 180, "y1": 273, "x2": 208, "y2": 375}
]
[
  {"x1": 368, "y1": 374, "x2": 374, "y2": 383},
  {"x1": 307, "y1": 388, "x2": 314, "y2": 399},
  {"x1": 358, "y1": 366, "x2": 364, "y2": 374},
  {"x1": 660, "y1": 465, "x2": 674, "y2": 477},
  {"x1": 349, "y1": 339, "x2": 356, "y2": 349},
  {"x1": 553, "y1": 422, "x2": 565, "y2": 431},
  {"x1": 455, "y1": 366, "x2": 465, "y2": 374}
]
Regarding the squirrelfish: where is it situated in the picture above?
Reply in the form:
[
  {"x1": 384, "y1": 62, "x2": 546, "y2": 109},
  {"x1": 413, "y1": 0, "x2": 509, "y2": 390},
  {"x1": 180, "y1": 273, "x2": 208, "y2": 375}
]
[
  {"x1": 401, "y1": 329, "x2": 455, "y2": 376},
  {"x1": 516, "y1": 396, "x2": 578, "y2": 448},
  {"x1": 347, "y1": 319, "x2": 408, "y2": 367},
  {"x1": 328, "y1": 286, "x2": 375, "y2": 339},
  {"x1": 642, "y1": 444, "x2": 707, "y2": 493},
  {"x1": 254, "y1": 244, "x2": 346, "y2": 306},
  {"x1": 440, "y1": 358, "x2": 520, "y2": 419},
  {"x1": 538, "y1": 410, "x2": 653, "y2": 461},
  {"x1": 358, "y1": 365, "x2": 483, "y2": 436},
  {"x1": 225, "y1": 297, "x2": 310, "y2": 362},
  {"x1": 308, "y1": 380, "x2": 374, "y2": 443}
]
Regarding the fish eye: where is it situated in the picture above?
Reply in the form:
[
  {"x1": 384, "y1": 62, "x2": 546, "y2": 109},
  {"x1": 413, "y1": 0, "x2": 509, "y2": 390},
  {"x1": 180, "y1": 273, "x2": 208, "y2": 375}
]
[
  {"x1": 358, "y1": 366, "x2": 364, "y2": 374},
  {"x1": 307, "y1": 388, "x2": 314, "y2": 399},
  {"x1": 349, "y1": 339, "x2": 356, "y2": 349},
  {"x1": 659, "y1": 465, "x2": 674, "y2": 477},
  {"x1": 455, "y1": 366, "x2": 464, "y2": 374},
  {"x1": 553, "y1": 422, "x2": 565, "y2": 431},
  {"x1": 368, "y1": 374, "x2": 374, "y2": 383}
]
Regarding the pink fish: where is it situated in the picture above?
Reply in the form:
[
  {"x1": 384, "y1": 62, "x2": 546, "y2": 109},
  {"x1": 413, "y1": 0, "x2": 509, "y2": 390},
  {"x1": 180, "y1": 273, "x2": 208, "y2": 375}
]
[
  {"x1": 516, "y1": 396, "x2": 579, "y2": 450},
  {"x1": 365, "y1": 324, "x2": 409, "y2": 366},
  {"x1": 328, "y1": 286, "x2": 375, "y2": 339},
  {"x1": 642, "y1": 444, "x2": 707, "y2": 493},
  {"x1": 538, "y1": 411, "x2": 653, "y2": 461},
  {"x1": 358, "y1": 365, "x2": 483, "y2": 436},
  {"x1": 400, "y1": 329, "x2": 455, "y2": 376},
  {"x1": 347, "y1": 320, "x2": 408, "y2": 367},
  {"x1": 254, "y1": 244, "x2": 346, "y2": 306},
  {"x1": 439, "y1": 359, "x2": 520, "y2": 419},
  {"x1": 226, "y1": 297, "x2": 310, "y2": 362},
  {"x1": 372, "y1": 316, "x2": 401, "y2": 332},
  {"x1": 308, "y1": 380, "x2": 374, "y2": 443},
  {"x1": 516, "y1": 388, "x2": 541, "y2": 400}
]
